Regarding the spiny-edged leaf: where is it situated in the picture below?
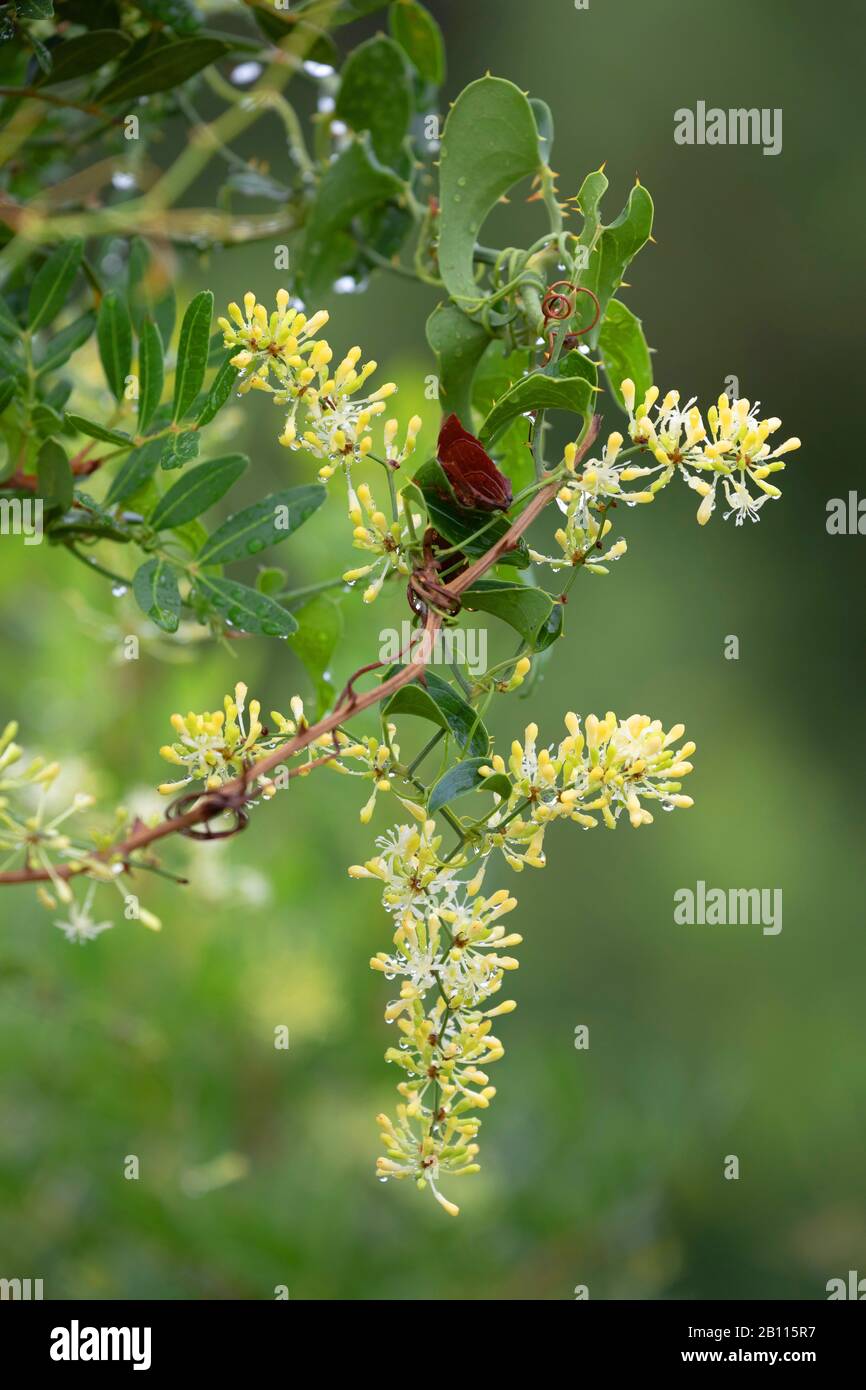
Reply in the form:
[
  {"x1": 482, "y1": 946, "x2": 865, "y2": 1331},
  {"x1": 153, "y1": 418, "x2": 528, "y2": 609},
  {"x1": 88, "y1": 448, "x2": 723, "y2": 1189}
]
[
  {"x1": 172, "y1": 290, "x2": 213, "y2": 422},
  {"x1": 65, "y1": 413, "x2": 132, "y2": 446},
  {"x1": 34, "y1": 310, "x2": 95, "y2": 376},
  {"x1": 406, "y1": 458, "x2": 529, "y2": 569},
  {"x1": 160, "y1": 430, "x2": 199, "y2": 470},
  {"x1": 335, "y1": 35, "x2": 412, "y2": 169},
  {"x1": 36, "y1": 439, "x2": 73, "y2": 509},
  {"x1": 462, "y1": 579, "x2": 562, "y2": 651},
  {"x1": 598, "y1": 298, "x2": 653, "y2": 409},
  {"x1": 426, "y1": 302, "x2": 490, "y2": 425},
  {"x1": 529, "y1": 97, "x2": 554, "y2": 164},
  {"x1": 383, "y1": 668, "x2": 489, "y2": 758},
  {"x1": 480, "y1": 350, "x2": 598, "y2": 447},
  {"x1": 0, "y1": 298, "x2": 21, "y2": 338},
  {"x1": 438, "y1": 77, "x2": 541, "y2": 307},
  {"x1": 388, "y1": 0, "x2": 444, "y2": 85},
  {"x1": 40, "y1": 29, "x2": 131, "y2": 85},
  {"x1": 428, "y1": 757, "x2": 511, "y2": 814},
  {"x1": 127, "y1": 236, "x2": 175, "y2": 343},
  {"x1": 196, "y1": 483, "x2": 326, "y2": 566},
  {"x1": 137, "y1": 316, "x2": 164, "y2": 433},
  {"x1": 194, "y1": 574, "x2": 297, "y2": 638},
  {"x1": 196, "y1": 350, "x2": 239, "y2": 427},
  {"x1": 132, "y1": 557, "x2": 181, "y2": 633},
  {"x1": 98, "y1": 37, "x2": 229, "y2": 103},
  {"x1": 287, "y1": 593, "x2": 343, "y2": 717},
  {"x1": 97, "y1": 290, "x2": 133, "y2": 401},
  {"x1": 106, "y1": 437, "x2": 163, "y2": 505},
  {"x1": 298, "y1": 136, "x2": 404, "y2": 301},
  {"x1": 579, "y1": 182, "x2": 654, "y2": 348},
  {"x1": 149, "y1": 453, "x2": 247, "y2": 531},
  {"x1": 27, "y1": 239, "x2": 83, "y2": 333}
]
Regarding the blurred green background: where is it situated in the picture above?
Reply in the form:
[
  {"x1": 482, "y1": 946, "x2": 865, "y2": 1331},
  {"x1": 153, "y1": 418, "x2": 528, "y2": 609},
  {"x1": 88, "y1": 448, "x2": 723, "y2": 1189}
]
[{"x1": 1, "y1": 0, "x2": 863, "y2": 1300}]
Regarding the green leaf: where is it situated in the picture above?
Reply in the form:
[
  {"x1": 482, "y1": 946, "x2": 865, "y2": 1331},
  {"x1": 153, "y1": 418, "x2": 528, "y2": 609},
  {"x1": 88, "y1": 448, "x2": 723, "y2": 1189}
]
[
  {"x1": 598, "y1": 298, "x2": 653, "y2": 409},
  {"x1": 438, "y1": 76, "x2": 541, "y2": 308},
  {"x1": 388, "y1": 0, "x2": 444, "y2": 85},
  {"x1": 137, "y1": 316, "x2": 164, "y2": 433},
  {"x1": 196, "y1": 350, "x2": 238, "y2": 427},
  {"x1": 149, "y1": 453, "x2": 247, "y2": 531},
  {"x1": 426, "y1": 302, "x2": 490, "y2": 424},
  {"x1": 132, "y1": 557, "x2": 181, "y2": 633},
  {"x1": 579, "y1": 182, "x2": 654, "y2": 348},
  {"x1": 160, "y1": 430, "x2": 199, "y2": 470},
  {"x1": 64, "y1": 413, "x2": 132, "y2": 446},
  {"x1": 194, "y1": 574, "x2": 297, "y2": 638},
  {"x1": 34, "y1": 310, "x2": 95, "y2": 376},
  {"x1": 196, "y1": 483, "x2": 326, "y2": 567},
  {"x1": 27, "y1": 239, "x2": 83, "y2": 333},
  {"x1": 127, "y1": 236, "x2": 175, "y2": 344},
  {"x1": 462, "y1": 579, "x2": 562, "y2": 651},
  {"x1": 298, "y1": 136, "x2": 404, "y2": 301},
  {"x1": 479, "y1": 350, "x2": 597, "y2": 447},
  {"x1": 40, "y1": 30, "x2": 131, "y2": 85},
  {"x1": 17, "y1": 0, "x2": 53, "y2": 18},
  {"x1": 36, "y1": 439, "x2": 73, "y2": 509},
  {"x1": 529, "y1": 97, "x2": 554, "y2": 163},
  {"x1": 0, "y1": 338, "x2": 24, "y2": 379},
  {"x1": 0, "y1": 298, "x2": 21, "y2": 338},
  {"x1": 136, "y1": 0, "x2": 202, "y2": 34},
  {"x1": 383, "y1": 669, "x2": 489, "y2": 758},
  {"x1": 287, "y1": 593, "x2": 344, "y2": 717},
  {"x1": 172, "y1": 290, "x2": 213, "y2": 422},
  {"x1": 97, "y1": 37, "x2": 229, "y2": 103},
  {"x1": 428, "y1": 757, "x2": 510, "y2": 814},
  {"x1": 406, "y1": 458, "x2": 529, "y2": 569},
  {"x1": 96, "y1": 290, "x2": 133, "y2": 402},
  {"x1": 471, "y1": 343, "x2": 535, "y2": 493},
  {"x1": 255, "y1": 566, "x2": 287, "y2": 596},
  {"x1": 335, "y1": 35, "x2": 412, "y2": 169},
  {"x1": 105, "y1": 437, "x2": 163, "y2": 505},
  {"x1": 0, "y1": 380, "x2": 15, "y2": 415}
]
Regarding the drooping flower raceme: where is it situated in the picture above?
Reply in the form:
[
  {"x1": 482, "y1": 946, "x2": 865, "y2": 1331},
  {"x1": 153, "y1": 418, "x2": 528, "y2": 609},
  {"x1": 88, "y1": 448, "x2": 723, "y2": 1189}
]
[{"x1": 350, "y1": 707, "x2": 695, "y2": 1216}]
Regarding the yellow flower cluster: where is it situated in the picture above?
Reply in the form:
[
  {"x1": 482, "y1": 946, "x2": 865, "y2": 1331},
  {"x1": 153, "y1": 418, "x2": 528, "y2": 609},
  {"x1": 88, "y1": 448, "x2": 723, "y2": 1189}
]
[
  {"x1": 529, "y1": 498, "x2": 628, "y2": 574},
  {"x1": 218, "y1": 290, "x2": 421, "y2": 480},
  {"x1": 351, "y1": 705, "x2": 695, "y2": 1215},
  {"x1": 341, "y1": 480, "x2": 422, "y2": 603}
]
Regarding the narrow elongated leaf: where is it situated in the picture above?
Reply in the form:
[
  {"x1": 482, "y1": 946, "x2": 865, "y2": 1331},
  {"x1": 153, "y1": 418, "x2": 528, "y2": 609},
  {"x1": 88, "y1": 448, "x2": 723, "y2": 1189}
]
[
  {"x1": 194, "y1": 574, "x2": 297, "y2": 637},
  {"x1": 438, "y1": 77, "x2": 540, "y2": 307},
  {"x1": 137, "y1": 316, "x2": 164, "y2": 433},
  {"x1": 426, "y1": 303, "x2": 490, "y2": 425},
  {"x1": 172, "y1": 290, "x2": 213, "y2": 422},
  {"x1": 196, "y1": 484, "x2": 326, "y2": 567},
  {"x1": 529, "y1": 97, "x2": 554, "y2": 163},
  {"x1": 27, "y1": 239, "x2": 83, "y2": 333},
  {"x1": 0, "y1": 298, "x2": 20, "y2": 338},
  {"x1": 428, "y1": 757, "x2": 511, "y2": 813},
  {"x1": 335, "y1": 35, "x2": 412, "y2": 168},
  {"x1": 149, "y1": 453, "x2": 247, "y2": 531},
  {"x1": 598, "y1": 298, "x2": 653, "y2": 408},
  {"x1": 97, "y1": 290, "x2": 133, "y2": 401},
  {"x1": 287, "y1": 593, "x2": 343, "y2": 717},
  {"x1": 132, "y1": 557, "x2": 181, "y2": 633},
  {"x1": 388, "y1": 0, "x2": 445, "y2": 85},
  {"x1": 196, "y1": 350, "x2": 238, "y2": 427},
  {"x1": 65, "y1": 414, "x2": 132, "y2": 446},
  {"x1": 36, "y1": 439, "x2": 73, "y2": 509},
  {"x1": 383, "y1": 669, "x2": 489, "y2": 758},
  {"x1": 34, "y1": 310, "x2": 95, "y2": 376},
  {"x1": 40, "y1": 30, "x2": 131, "y2": 85},
  {"x1": 127, "y1": 236, "x2": 175, "y2": 343},
  {"x1": 98, "y1": 37, "x2": 229, "y2": 103},
  {"x1": 480, "y1": 351, "x2": 597, "y2": 447},
  {"x1": 106, "y1": 437, "x2": 163, "y2": 505}
]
